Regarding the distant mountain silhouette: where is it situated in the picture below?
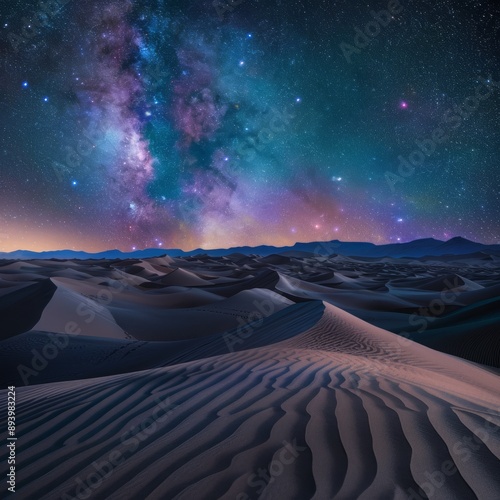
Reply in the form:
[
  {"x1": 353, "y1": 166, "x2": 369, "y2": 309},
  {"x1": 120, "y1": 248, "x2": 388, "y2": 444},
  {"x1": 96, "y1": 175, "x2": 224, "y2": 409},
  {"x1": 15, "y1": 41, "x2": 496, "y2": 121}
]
[{"x1": 1, "y1": 237, "x2": 499, "y2": 261}]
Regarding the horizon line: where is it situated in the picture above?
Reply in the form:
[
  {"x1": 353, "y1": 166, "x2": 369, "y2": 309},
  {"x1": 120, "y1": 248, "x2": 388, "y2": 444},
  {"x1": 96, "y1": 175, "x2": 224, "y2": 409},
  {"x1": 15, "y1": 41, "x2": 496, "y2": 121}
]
[{"x1": 1, "y1": 236, "x2": 496, "y2": 255}]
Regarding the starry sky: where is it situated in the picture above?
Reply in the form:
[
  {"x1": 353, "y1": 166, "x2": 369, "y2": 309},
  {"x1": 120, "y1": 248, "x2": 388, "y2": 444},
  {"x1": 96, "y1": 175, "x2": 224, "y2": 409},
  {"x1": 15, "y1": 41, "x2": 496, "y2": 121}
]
[{"x1": 0, "y1": 0, "x2": 499, "y2": 252}]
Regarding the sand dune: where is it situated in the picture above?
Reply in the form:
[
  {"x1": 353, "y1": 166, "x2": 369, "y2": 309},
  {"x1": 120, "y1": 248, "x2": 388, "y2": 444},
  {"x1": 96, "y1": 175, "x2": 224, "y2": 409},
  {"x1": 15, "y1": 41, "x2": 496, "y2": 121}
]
[
  {"x1": 0, "y1": 253, "x2": 499, "y2": 499},
  {"x1": 3, "y1": 302, "x2": 499, "y2": 500}
]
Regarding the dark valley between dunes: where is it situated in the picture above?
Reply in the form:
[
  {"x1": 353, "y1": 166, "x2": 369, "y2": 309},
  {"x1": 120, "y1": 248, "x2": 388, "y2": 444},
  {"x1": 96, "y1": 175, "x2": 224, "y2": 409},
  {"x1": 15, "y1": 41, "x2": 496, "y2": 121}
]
[{"x1": 1, "y1": 242, "x2": 499, "y2": 499}]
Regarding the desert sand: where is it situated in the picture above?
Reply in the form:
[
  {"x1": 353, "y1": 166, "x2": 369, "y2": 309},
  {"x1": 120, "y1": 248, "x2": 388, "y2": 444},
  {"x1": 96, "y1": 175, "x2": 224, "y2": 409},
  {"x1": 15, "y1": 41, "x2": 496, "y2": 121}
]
[{"x1": 1, "y1": 252, "x2": 499, "y2": 499}]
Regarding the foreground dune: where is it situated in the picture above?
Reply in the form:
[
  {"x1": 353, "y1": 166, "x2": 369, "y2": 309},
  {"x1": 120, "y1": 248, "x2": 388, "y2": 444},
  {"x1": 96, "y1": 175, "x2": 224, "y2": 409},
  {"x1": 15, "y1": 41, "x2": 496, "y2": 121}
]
[
  {"x1": 0, "y1": 255, "x2": 499, "y2": 499},
  {"x1": 2, "y1": 303, "x2": 500, "y2": 499}
]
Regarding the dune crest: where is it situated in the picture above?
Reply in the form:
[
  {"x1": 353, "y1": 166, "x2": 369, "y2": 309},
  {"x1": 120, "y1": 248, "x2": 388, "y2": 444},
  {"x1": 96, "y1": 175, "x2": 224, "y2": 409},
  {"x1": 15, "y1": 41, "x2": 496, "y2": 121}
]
[{"x1": 0, "y1": 253, "x2": 499, "y2": 499}]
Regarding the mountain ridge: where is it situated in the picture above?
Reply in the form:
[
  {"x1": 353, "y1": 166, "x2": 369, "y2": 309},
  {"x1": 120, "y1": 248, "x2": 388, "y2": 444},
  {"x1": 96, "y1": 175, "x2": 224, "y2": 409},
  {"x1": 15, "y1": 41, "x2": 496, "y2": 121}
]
[{"x1": 1, "y1": 237, "x2": 499, "y2": 260}]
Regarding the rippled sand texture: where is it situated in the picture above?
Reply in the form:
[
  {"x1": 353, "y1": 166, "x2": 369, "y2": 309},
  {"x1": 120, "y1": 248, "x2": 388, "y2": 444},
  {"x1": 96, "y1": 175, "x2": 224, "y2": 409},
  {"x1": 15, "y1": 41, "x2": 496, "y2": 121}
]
[{"x1": 1, "y1": 254, "x2": 499, "y2": 500}]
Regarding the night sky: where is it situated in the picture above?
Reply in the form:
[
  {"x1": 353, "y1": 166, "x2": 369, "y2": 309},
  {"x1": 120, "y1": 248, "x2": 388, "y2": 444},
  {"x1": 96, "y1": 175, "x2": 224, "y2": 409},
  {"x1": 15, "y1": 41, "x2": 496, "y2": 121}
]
[{"x1": 0, "y1": 0, "x2": 499, "y2": 252}]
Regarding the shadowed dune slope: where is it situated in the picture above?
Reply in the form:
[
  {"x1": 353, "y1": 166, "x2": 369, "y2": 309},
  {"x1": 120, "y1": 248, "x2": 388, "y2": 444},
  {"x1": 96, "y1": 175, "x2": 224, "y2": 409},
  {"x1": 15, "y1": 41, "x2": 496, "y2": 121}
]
[
  {"x1": 0, "y1": 279, "x2": 57, "y2": 340},
  {"x1": 0, "y1": 254, "x2": 499, "y2": 500},
  {"x1": 1, "y1": 303, "x2": 499, "y2": 500},
  {"x1": 0, "y1": 301, "x2": 325, "y2": 386}
]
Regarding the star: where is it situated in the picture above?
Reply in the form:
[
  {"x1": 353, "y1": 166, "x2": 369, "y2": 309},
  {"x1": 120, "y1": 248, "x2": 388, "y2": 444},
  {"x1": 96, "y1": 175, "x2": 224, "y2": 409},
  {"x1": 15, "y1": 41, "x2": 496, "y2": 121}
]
[{"x1": 0, "y1": 0, "x2": 498, "y2": 252}]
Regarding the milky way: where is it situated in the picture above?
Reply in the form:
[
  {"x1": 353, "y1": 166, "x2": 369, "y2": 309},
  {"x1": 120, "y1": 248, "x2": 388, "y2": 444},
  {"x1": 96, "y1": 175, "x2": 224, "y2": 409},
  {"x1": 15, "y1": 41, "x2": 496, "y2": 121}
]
[{"x1": 0, "y1": 0, "x2": 499, "y2": 251}]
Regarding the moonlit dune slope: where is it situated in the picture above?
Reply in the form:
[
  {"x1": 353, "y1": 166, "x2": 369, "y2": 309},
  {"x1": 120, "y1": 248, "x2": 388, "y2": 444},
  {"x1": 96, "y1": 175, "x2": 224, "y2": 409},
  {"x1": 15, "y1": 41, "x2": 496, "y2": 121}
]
[
  {"x1": 4, "y1": 302, "x2": 500, "y2": 500},
  {"x1": 0, "y1": 253, "x2": 499, "y2": 500}
]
